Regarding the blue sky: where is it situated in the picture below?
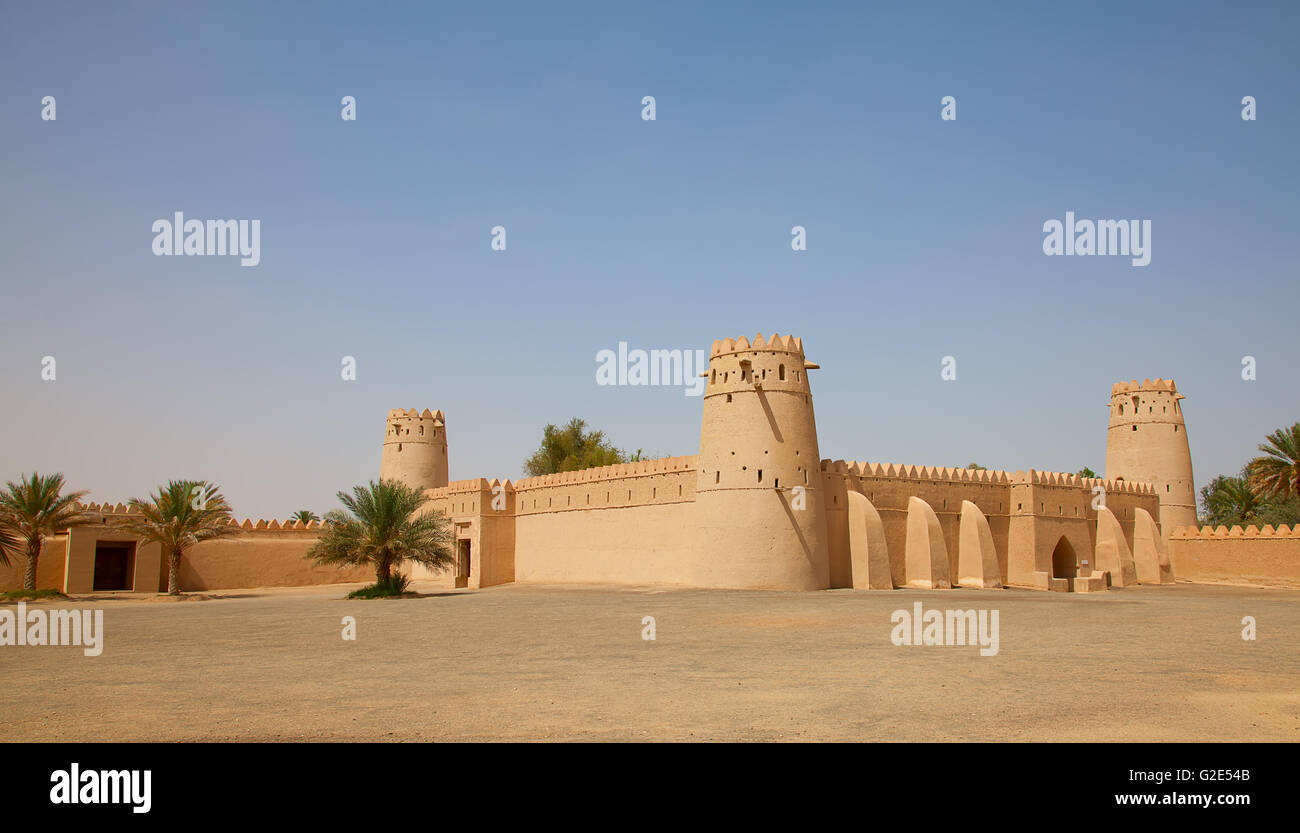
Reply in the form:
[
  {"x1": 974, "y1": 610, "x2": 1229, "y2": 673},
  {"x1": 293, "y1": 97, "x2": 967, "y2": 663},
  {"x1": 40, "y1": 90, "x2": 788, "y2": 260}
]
[{"x1": 1, "y1": 0, "x2": 1296, "y2": 518}]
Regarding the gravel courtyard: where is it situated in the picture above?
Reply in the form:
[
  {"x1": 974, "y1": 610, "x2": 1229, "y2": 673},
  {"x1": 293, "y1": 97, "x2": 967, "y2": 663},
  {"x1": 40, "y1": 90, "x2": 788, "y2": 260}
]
[{"x1": 2, "y1": 581, "x2": 1296, "y2": 741}]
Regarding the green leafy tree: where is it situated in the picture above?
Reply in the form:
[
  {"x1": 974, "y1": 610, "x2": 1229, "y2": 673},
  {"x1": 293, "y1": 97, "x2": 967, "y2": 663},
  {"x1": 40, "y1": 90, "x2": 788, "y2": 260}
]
[
  {"x1": 1199, "y1": 473, "x2": 1266, "y2": 527},
  {"x1": 1077, "y1": 466, "x2": 1098, "y2": 478},
  {"x1": 308, "y1": 479, "x2": 454, "y2": 586},
  {"x1": 0, "y1": 473, "x2": 91, "y2": 590},
  {"x1": 523, "y1": 418, "x2": 628, "y2": 476},
  {"x1": 1248, "y1": 422, "x2": 1300, "y2": 502},
  {"x1": 112, "y1": 480, "x2": 239, "y2": 595},
  {"x1": 965, "y1": 463, "x2": 987, "y2": 471},
  {"x1": 291, "y1": 509, "x2": 320, "y2": 524}
]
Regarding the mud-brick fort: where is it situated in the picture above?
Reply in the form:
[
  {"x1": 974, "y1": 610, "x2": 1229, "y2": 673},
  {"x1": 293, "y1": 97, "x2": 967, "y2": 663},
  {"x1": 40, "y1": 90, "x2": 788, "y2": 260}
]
[{"x1": 6, "y1": 334, "x2": 1299, "y2": 594}]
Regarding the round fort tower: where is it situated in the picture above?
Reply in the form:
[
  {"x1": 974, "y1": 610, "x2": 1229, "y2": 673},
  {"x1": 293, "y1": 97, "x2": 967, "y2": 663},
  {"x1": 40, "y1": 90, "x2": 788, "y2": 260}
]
[
  {"x1": 1104, "y1": 379, "x2": 1196, "y2": 536},
  {"x1": 380, "y1": 408, "x2": 449, "y2": 492},
  {"x1": 692, "y1": 334, "x2": 830, "y2": 590}
]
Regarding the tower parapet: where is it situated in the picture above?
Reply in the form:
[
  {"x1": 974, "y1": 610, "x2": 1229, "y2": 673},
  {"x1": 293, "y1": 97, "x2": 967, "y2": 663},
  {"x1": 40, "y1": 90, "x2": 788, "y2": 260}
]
[
  {"x1": 1105, "y1": 379, "x2": 1195, "y2": 539},
  {"x1": 380, "y1": 408, "x2": 449, "y2": 492},
  {"x1": 693, "y1": 333, "x2": 830, "y2": 589}
]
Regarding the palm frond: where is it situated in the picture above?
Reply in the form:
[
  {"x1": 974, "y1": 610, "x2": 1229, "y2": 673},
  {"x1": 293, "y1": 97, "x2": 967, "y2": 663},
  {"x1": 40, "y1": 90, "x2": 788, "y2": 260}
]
[
  {"x1": 111, "y1": 479, "x2": 239, "y2": 553},
  {"x1": 0, "y1": 472, "x2": 93, "y2": 538},
  {"x1": 0, "y1": 520, "x2": 21, "y2": 568},
  {"x1": 1248, "y1": 423, "x2": 1300, "y2": 501},
  {"x1": 307, "y1": 479, "x2": 454, "y2": 579}
]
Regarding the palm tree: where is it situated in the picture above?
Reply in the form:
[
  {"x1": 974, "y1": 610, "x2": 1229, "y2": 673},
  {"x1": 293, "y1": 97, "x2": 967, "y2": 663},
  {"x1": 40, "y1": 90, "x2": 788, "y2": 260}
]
[
  {"x1": 1249, "y1": 422, "x2": 1300, "y2": 502},
  {"x1": 308, "y1": 479, "x2": 454, "y2": 585},
  {"x1": 0, "y1": 520, "x2": 23, "y2": 569},
  {"x1": 0, "y1": 473, "x2": 91, "y2": 590},
  {"x1": 111, "y1": 480, "x2": 238, "y2": 595},
  {"x1": 291, "y1": 509, "x2": 320, "y2": 524}
]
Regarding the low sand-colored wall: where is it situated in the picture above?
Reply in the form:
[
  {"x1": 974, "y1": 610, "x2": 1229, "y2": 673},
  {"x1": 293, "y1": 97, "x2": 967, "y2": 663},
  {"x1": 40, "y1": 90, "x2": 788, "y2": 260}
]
[
  {"x1": 0, "y1": 533, "x2": 68, "y2": 591},
  {"x1": 179, "y1": 531, "x2": 374, "y2": 590},
  {"x1": 1170, "y1": 525, "x2": 1300, "y2": 588},
  {"x1": 1, "y1": 507, "x2": 376, "y2": 593},
  {"x1": 514, "y1": 501, "x2": 697, "y2": 586},
  {"x1": 1, "y1": 498, "x2": 380, "y2": 592},
  {"x1": 511, "y1": 458, "x2": 699, "y2": 586}
]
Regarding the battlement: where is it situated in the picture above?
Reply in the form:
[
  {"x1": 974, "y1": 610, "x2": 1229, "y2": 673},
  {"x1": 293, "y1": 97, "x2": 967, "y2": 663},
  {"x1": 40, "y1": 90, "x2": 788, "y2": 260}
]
[
  {"x1": 382, "y1": 407, "x2": 449, "y2": 492},
  {"x1": 820, "y1": 460, "x2": 1013, "y2": 484},
  {"x1": 74, "y1": 502, "x2": 328, "y2": 532},
  {"x1": 817, "y1": 461, "x2": 1155, "y2": 495},
  {"x1": 1110, "y1": 378, "x2": 1180, "y2": 396},
  {"x1": 78, "y1": 501, "x2": 140, "y2": 515},
  {"x1": 230, "y1": 517, "x2": 329, "y2": 531},
  {"x1": 387, "y1": 408, "x2": 445, "y2": 422},
  {"x1": 513, "y1": 456, "x2": 697, "y2": 491},
  {"x1": 710, "y1": 332, "x2": 805, "y2": 357},
  {"x1": 424, "y1": 477, "x2": 508, "y2": 498},
  {"x1": 1171, "y1": 524, "x2": 1300, "y2": 539}
]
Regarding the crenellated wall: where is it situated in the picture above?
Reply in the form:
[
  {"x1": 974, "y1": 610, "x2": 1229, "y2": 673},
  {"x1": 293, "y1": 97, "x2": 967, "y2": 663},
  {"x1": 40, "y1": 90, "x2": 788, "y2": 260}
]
[
  {"x1": 178, "y1": 530, "x2": 373, "y2": 591},
  {"x1": 819, "y1": 461, "x2": 1160, "y2": 591},
  {"x1": 2, "y1": 462, "x2": 1172, "y2": 595},
  {"x1": 13, "y1": 502, "x2": 371, "y2": 593},
  {"x1": 412, "y1": 458, "x2": 700, "y2": 588},
  {"x1": 1169, "y1": 525, "x2": 1300, "y2": 588},
  {"x1": 11, "y1": 333, "x2": 1275, "y2": 596},
  {"x1": 402, "y1": 451, "x2": 1165, "y2": 594}
]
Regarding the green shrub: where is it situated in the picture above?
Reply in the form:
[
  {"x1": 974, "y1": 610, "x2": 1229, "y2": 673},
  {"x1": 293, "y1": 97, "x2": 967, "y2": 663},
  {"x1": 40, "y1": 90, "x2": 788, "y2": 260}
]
[
  {"x1": 1, "y1": 588, "x2": 68, "y2": 601},
  {"x1": 346, "y1": 572, "x2": 412, "y2": 599}
]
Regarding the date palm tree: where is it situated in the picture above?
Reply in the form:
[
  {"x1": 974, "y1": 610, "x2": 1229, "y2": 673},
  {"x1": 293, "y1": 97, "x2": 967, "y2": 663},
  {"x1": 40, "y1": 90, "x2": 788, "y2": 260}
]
[
  {"x1": 0, "y1": 472, "x2": 91, "y2": 590},
  {"x1": 111, "y1": 480, "x2": 238, "y2": 595},
  {"x1": 1248, "y1": 422, "x2": 1300, "y2": 502},
  {"x1": 308, "y1": 479, "x2": 453, "y2": 585},
  {"x1": 290, "y1": 509, "x2": 320, "y2": 524},
  {"x1": 0, "y1": 519, "x2": 24, "y2": 569}
]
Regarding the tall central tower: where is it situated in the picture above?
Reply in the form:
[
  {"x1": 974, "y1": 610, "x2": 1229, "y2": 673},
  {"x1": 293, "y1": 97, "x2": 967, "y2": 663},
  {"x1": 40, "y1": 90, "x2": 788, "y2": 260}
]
[
  {"x1": 693, "y1": 334, "x2": 830, "y2": 589},
  {"x1": 380, "y1": 408, "x2": 449, "y2": 492},
  {"x1": 1105, "y1": 379, "x2": 1196, "y2": 537}
]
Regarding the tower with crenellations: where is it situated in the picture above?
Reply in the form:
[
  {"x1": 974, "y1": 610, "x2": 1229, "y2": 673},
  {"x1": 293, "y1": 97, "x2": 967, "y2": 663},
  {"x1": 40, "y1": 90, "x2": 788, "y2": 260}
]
[
  {"x1": 380, "y1": 408, "x2": 449, "y2": 492},
  {"x1": 692, "y1": 333, "x2": 831, "y2": 589},
  {"x1": 1105, "y1": 379, "x2": 1196, "y2": 540}
]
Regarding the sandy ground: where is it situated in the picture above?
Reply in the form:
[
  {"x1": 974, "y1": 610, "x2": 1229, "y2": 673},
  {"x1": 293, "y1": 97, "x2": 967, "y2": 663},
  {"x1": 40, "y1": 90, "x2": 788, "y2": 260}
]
[{"x1": 1, "y1": 581, "x2": 1296, "y2": 741}]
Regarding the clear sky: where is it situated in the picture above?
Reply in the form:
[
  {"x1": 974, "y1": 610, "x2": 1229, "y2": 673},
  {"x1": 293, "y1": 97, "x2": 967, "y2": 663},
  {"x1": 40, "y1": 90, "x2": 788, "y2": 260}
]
[{"x1": 1, "y1": 0, "x2": 1296, "y2": 519}]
